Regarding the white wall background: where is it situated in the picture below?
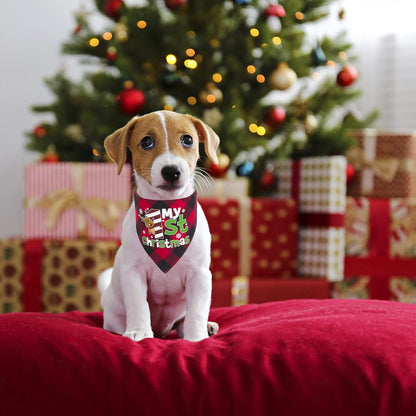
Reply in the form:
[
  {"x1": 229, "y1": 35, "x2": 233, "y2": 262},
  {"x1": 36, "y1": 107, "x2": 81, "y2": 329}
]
[{"x1": 0, "y1": 0, "x2": 415, "y2": 237}]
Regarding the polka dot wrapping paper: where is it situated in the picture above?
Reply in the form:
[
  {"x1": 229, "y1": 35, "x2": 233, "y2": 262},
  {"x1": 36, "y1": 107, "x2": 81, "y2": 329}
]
[
  {"x1": 0, "y1": 238, "x2": 119, "y2": 313},
  {"x1": 24, "y1": 163, "x2": 132, "y2": 239},
  {"x1": 199, "y1": 197, "x2": 298, "y2": 280},
  {"x1": 272, "y1": 156, "x2": 346, "y2": 281}
]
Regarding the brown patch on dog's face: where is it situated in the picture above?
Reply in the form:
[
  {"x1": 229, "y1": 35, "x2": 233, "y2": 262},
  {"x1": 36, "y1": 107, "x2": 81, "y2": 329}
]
[{"x1": 128, "y1": 112, "x2": 200, "y2": 185}]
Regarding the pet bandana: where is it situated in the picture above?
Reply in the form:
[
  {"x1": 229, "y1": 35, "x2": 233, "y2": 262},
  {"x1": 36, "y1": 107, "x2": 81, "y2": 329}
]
[{"x1": 134, "y1": 191, "x2": 197, "y2": 273}]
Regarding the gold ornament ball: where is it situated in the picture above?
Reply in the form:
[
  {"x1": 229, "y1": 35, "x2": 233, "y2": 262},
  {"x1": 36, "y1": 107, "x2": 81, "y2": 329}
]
[
  {"x1": 270, "y1": 62, "x2": 297, "y2": 90},
  {"x1": 199, "y1": 83, "x2": 223, "y2": 106}
]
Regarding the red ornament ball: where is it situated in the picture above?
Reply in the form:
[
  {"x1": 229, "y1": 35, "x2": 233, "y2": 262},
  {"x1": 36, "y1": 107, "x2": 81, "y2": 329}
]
[
  {"x1": 206, "y1": 153, "x2": 230, "y2": 178},
  {"x1": 265, "y1": 106, "x2": 286, "y2": 129},
  {"x1": 73, "y1": 24, "x2": 82, "y2": 34},
  {"x1": 42, "y1": 150, "x2": 59, "y2": 163},
  {"x1": 104, "y1": 0, "x2": 124, "y2": 19},
  {"x1": 264, "y1": 4, "x2": 286, "y2": 18},
  {"x1": 346, "y1": 162, "x2": 355, "y2": 184},
  {"x1": 33, "y1": 125, "x2": 47, "y2": 138},
  {"x1": 106, "y1": 47, "x2": 117, "y2": 62},
  {"x1": 165, "y1": 0, "x2": 187, "y2": 11},
  {"x1": 117, "y1": 87, "x2": 146, "y2": 114},
  {"x1": 258, "y1": 170, "x2": 276, "y2": 191},
  {"x1": 336, "y1": 65, "x2": 358, "y2": 87}
]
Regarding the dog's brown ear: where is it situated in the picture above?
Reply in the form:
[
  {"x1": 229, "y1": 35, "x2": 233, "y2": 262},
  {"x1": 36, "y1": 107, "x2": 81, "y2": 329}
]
[
  {"x1": 104, "y1": 117, "x2": 137, "y2": 174},
  {"x1": 186, "y1": 115, "x2": 220, "y2": 165}
]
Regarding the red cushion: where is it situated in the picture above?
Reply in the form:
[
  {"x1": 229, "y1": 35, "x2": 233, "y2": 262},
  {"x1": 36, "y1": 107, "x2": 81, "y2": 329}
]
[{"x1": 1, "y1": 299, "x2": 416, "y2": 415}]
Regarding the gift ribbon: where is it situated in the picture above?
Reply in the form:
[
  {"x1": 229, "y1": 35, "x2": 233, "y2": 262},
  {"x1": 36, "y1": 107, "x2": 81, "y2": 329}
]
[
  {"x1": 238, "y1": 198, "x2": 252, "y2": 277},
  {"x1": 28, "y1": 164, "x2": 128, "y2": 237},
  {"x1": 22, "y1": 239, "x2": 44, "y2": 312}
]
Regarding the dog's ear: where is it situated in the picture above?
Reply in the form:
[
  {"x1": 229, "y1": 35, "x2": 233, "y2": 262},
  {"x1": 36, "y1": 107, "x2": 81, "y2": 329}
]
[
  {"x1": 104, "y1": 117, "x2": 138, "y2": 174},
  {"x1": 186, "y1": 115, "x2": 220, "y2": 165}
]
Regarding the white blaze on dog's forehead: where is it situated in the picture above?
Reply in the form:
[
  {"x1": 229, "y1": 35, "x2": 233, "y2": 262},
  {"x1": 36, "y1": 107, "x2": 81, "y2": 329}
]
[{"x1": 155, "y1": 111, "x2": 169, "y2": 151}]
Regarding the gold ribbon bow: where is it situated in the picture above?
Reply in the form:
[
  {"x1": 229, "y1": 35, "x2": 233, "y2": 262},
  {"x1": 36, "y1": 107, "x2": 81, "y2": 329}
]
[
  {"x1": 346, "y1": 147, "x2": 400, "y2": 183},
  {"x1": 34, "y1": 190, "x2": 127, "y2": 235},
  {"x1": 30, "y1": 164, "x2": 129, "y2": 238}
]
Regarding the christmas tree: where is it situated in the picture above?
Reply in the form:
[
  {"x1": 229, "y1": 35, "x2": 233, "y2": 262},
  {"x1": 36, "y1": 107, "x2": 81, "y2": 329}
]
[{"x1": 27, "y1": 0, "x2": 377, "y2": 186}]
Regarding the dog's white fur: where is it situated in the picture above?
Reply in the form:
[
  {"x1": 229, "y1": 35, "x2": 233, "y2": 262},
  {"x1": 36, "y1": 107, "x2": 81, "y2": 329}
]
[{"x1": 99, "y1": 111, "x2": 220, "y2": 342}]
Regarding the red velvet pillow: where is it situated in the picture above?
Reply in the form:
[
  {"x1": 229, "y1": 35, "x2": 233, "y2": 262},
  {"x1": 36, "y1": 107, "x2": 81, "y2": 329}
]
[{"x1": 1, "y1": 299, "x2": 416, "y2": 415}]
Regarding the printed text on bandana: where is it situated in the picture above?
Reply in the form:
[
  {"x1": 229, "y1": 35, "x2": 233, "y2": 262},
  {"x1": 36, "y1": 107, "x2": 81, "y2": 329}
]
[{"x1": 134, "y1": 192, "x2": 197, "y2": 273}]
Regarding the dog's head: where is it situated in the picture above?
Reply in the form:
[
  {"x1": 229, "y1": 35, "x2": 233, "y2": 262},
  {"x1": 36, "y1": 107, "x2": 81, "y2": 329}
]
[{"x1": 104, "y1": 111, "x2": 219, "y2": 199}]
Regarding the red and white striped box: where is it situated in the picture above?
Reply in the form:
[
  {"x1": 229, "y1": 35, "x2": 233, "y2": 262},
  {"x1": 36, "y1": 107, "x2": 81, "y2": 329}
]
[{"x1": 24, "y1": 163, "x2": 131, "y2": 240}]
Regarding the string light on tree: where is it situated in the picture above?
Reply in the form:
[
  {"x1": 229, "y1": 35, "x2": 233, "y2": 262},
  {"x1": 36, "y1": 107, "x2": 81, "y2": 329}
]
[
  {"x1": 137, "y1": 20, "x2": 147, "y2": 29},
  {"x1": 199, "y1": 83, "x2": 223, "y2": 106}
]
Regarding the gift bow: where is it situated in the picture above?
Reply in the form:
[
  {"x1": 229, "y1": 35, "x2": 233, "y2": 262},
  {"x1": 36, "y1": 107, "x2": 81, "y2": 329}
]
[
  {"x1": 346, "y1": 147, "x2": 400, "y2": 183},
  {"x1": 34, "y1": 189, "x2": 127, "y2": 233}
]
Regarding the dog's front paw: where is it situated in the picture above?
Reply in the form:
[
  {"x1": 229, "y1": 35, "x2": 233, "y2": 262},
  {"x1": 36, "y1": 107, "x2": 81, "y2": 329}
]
[
  {"x1": 184, "y1": 324, "x2": 209, "y2": 342},
  {"x1": 123, "y1": 329, "x2": 154, "y2": 342}
]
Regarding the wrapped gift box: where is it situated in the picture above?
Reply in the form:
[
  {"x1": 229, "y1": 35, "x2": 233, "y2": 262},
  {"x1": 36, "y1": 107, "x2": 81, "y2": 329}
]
[
  {"x1": 198, "y1": 177, "x2": 249, "y2": 198},
  {"x1": 199, "y1": 197, "x2": 298, "y2": 280},
  {"x1": 0, "y1": 238, "x2": 119, "y2": 313},
  {"x1": 347, "y1": 129, "x2": 416, "y2": 198},
  {"x1": 0, "y1": 239, "x2": 24, "y2": 313},
  {"x1": 332, "y1": 276, "x2": 416, "y2": 304},
  {"x1": 272, "y1": 156, "x2": 346, "y2": 281},
  {"x1": 212, "y1": 276, "x2": 331, "y2": 307},
  {"x1": 24, "y1": 163, "x2": 131, "y2": 239},
  {"x1": 344, "y1": 197, "x2": 416, "y2": 292}
]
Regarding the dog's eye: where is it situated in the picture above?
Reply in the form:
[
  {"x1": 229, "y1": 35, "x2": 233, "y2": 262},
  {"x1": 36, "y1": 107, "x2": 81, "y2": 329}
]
[
  {"x1": 140, "y1": 136, "x2": 155, "y2": 150},
  {"x1": 180, "y1": 134, "x2": 193, "y2": 148}
]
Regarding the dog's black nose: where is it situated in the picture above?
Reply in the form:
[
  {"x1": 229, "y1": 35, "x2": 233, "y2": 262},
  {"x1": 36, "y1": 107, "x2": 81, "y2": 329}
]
[{"x1": 161, "y1": 165, "x2": 181, "y2": 183}]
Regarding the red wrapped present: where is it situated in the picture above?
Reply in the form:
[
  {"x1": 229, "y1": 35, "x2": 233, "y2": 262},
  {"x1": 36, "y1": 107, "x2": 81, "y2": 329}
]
[
  {"x1": 332, "y1": 275, "x2": 416, "y2": 304},
  {"x1": 24, "y1": 163, "x2": 131, "y2": 239},
  {"x1": 200, "y1": 197, "x2": 298, "y2": 279},
  {"x1": 212, "y1": 276, "x2": 331, "y2": 307},
  {"x1": 344, "y1": 197, "x2": 416, "y2": 284}
]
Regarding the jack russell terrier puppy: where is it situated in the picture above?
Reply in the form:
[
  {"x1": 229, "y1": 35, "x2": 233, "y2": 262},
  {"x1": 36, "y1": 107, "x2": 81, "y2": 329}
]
[{"x1": 99, "y1": 110, "x2": 220, "y2": 342}]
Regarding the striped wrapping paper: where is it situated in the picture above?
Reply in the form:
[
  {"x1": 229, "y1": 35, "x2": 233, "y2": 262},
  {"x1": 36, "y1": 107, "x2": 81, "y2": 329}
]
[{"x1": 24, "y1": 163, "x2": 132, "y2": 240}]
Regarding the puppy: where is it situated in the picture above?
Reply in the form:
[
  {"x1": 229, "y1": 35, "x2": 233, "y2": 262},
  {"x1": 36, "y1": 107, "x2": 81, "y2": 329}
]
[{"x1": 100, "y1": 110, "x2": 220, "y2": 342}]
